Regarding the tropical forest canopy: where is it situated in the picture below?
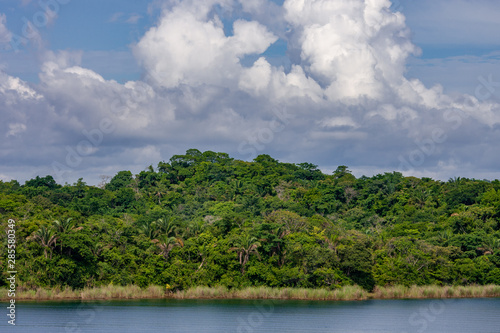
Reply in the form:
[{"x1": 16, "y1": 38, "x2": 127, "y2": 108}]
[{"x1": 1, "y1": 149, "x2": 500, "y2": 291}]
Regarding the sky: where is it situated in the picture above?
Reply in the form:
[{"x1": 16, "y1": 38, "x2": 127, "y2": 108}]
[{"x1": 0, "y1": 0, "x2": 499, "y2": 185}]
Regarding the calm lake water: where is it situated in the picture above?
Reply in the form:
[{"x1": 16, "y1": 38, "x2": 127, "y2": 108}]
[{"x1": 1, "y1": 298, "x2": 500, "y2": 333}]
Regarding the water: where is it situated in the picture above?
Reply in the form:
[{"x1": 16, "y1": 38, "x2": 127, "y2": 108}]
[{"x1": 1, "y1": 298, "x2": 500, "y2": 332}]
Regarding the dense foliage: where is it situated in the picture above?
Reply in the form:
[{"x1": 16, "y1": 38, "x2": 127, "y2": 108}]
[{"x1": 1, "y1": 149, "x2": 500, "y2": 291}]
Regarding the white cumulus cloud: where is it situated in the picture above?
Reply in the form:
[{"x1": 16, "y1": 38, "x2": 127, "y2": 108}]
[{"x1": 134, "y1": 1, "x2": 277, "y2": 89}]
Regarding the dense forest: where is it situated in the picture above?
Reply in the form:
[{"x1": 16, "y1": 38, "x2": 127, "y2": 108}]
[{"x1": 1, "y1": 149, "x2": 500, "y2": 292}]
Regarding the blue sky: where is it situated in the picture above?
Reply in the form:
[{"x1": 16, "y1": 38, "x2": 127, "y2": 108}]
[{"x1": 0, "y1": 0, "x2": 499, "y2": 185}]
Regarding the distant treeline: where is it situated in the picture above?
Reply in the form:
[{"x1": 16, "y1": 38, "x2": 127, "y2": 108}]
[{"x1": 1, "y1": 149, "x2": 499, "y2": 291}]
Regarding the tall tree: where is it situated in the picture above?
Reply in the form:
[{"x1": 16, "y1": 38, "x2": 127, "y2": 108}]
[
  {"x1": 53, "y1": 218, "x2": 81, "y2": 252},
  {"x1": 153, "y1": 235, "x2": 184, "y2": 262},
  {"x1": 30, "y1": 226, "x2": 58, "y2": 259},
  {"x1": 229, "y1": 235, "x2": 261, "y2": 274}
]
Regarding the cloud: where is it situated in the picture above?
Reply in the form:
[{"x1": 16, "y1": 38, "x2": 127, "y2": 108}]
[
  {"x1": 6, "y1": 123, "x2": 27, "y2": 137},
  {"x1": 126, "y1": 14, "x2": 143, "y2": 24},
  {"x1": 109, "y1": 12, "x2": 124, "y2": 23},
  {"x1": 134, "y1": 1, "x2": 277, "y2": 89},
  {"x1": 109, "y1": 12, "x2": 143, "y2": 24},
  {"x1": 1, "y1": 0, "x2": 500, "y2": 185},
  {"x1": 0, "y1": 13, "x2": 12, "y2": 46},
  {"x1": 284, "y1": 0, "x2": 420, "y2": 102}
]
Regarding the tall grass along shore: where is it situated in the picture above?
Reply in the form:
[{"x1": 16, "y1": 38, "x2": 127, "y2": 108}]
[
  {"x1": 1, "y1": 284, "x2": 499, "y2": 302},
  {"x1": 372, "y1": 284, "x2": 500, "y2": 300}
]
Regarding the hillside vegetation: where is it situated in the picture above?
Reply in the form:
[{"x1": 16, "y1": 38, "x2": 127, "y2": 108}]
[{"x1": 1, "y1": 149, "x2": 500, "y2": 292}]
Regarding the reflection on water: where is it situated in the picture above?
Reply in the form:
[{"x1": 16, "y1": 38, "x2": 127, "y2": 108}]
[{"x1": 1, "y1": 298, "x2": 500, "y2": 333}]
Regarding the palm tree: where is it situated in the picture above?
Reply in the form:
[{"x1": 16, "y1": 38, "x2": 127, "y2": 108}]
[
  {"x1": 266, "y1": 224, "x2": 290, "y2": 267},
  {"x1": 478, "y1": 237, "x2": 500, "y2": 255},
  {"x1": 185, "y1": 220, "x2": 204, "y2": 238},
  {"x1": 230, "y1": 179, "x2": 244, "y2": 199},
  {"x1": 30, "y1": 226, "x2": 58, "y2": 259},
  {"x1": 272, "y1": 223, "x2": 290, "y2": 240},
  {"x1": 128, "y1": 176, "x2": 140, "y2": 195},
  {"x1": 196, "y1": 243, "x2": 217, "y2": 272},
  {"x1": 152, "y1": 235, "x2": 184, "y2": 262},
  {"x1": 448, "y1": 177, "x2": 463, "y2": 188},
  {"x1": 53, "y1": 218, "x2": 81, "y2": 252},
  {"x1": 323, "y1": 232, "x2": 342, "y2": 255},
  {"x1": 138, "y1": 220, "x2": 159, "y2": 240},
  {"x1": 229, "y1": 235, "x2": 261, "y2": 274},
  {"x1": 156, "y1": 216, "x2": 178, "y2": 237},
  {"x1": 436, "y1": 229, "x2": 453, "y2": 243},
  {"x1": 53, "y1": 218, "x2": 75, "y2": 233},
  {"x1": 413, "y1": 189, "x2": 430, "y2": 208},
  {"x1": 152, "y1": 183, "x2": 168, "y2": 204},
  {"x1": 90, "y1": 242, "x2": 107, "y2": 258}
]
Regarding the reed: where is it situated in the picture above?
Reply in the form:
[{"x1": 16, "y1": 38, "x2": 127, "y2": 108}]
[
  {"x1": 0, "y1": 288, "x2": 8, "y2": 299},
  {"x1": 0, "y1": 284, "x2": 498, "y2": 301},
  {"x1": 79, "y1": 284, "x2": 164, "y2": 300},
  {"x1": 334, "y1": 285, "x2": 369, "y2": 300},
  {"x1": 0, "y1": 284, "x2": 166, "y2": 301},
  {"x1": 172, "y1": 285, "x2": 369, "y2": 301},
  {"x1": 173, "y1": 286, "x2": 230, "y2": 299},
  {"x1": 145, "y1": 285, "x2": 165, "y2": 298},
  {"x1": 372, "y1": 285, "x2": 500, "y2": 299}
]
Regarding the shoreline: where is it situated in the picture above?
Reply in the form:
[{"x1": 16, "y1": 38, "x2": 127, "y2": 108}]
[{"x1": 1, "y1": 284, "x2": 499, "y2": 302}]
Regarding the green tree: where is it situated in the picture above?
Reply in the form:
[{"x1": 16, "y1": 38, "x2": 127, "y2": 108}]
[
  {"x1": 30, "y1": 226, "x2": 58, "y2": 259},
  {"x1": 229, "y1": 235, "x2": 261, "y2": 274},
  {"x1": 138, "y1": 220, "x2": 159, "y2": 240},
  {"x1": 153, "y1": 235, "x2": 184, "y2": 262},
  {"x1": 53, "y1": 218, "x2": 82, "y2": 252},
  {"x1": 106, "y1": 171, "x2": 133, "y2": 191}
]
